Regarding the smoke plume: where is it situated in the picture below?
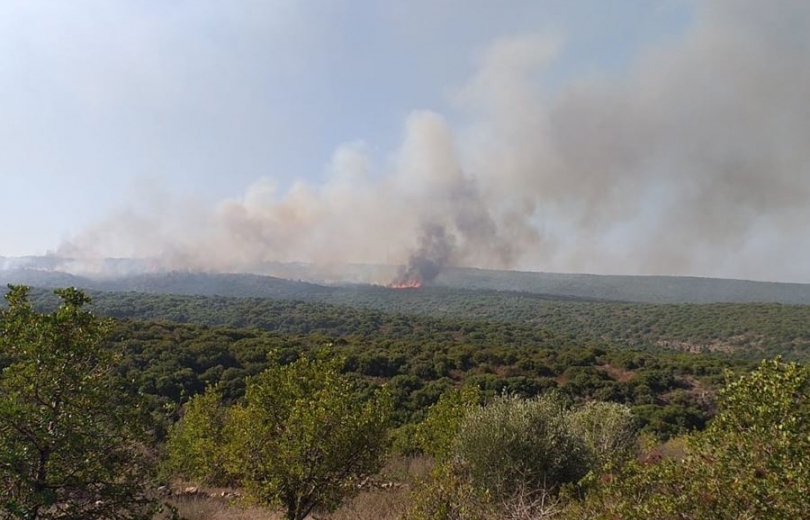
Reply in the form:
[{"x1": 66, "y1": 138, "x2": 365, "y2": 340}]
[
  {"x1": 390, "y1": 223, "x2": 454, "y2": 287},
  {"x1": 59, "y1": 0, "x2": 810, "y2": 283}
]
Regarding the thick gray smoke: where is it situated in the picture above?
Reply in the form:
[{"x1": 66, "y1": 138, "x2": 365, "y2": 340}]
[
  {"x1": 392, "y1": 223, "x2": 454, "y2": 286},
  {"x1": 59, "y1": 0, "x2": 810, "y2": 283}
]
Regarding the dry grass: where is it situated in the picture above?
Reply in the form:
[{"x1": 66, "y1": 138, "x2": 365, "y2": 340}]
[
  {"x1": 379, "y1": 454, "x2": 434, "y2": 484},
  {"x1": 168, "y1": 488, "x2": 410, "y2": 520},
  {"x1": 501, "y1": 485, "x2": 563, "y2": 520},
  {"x1": 597, "y1": 364, "x2": 636, "y2": 383},
  {"x1": 321, "y1": 487, "x2": 410, "y2": 520},
  {"x1": 164, "y1": 456, "x2": 431, "y2": 520},
  {"x1": 641, "y1": 436, "x2": 688, "y2": 463},
  {"x1": 169, "y1": 495, "x2": 281, "y2": 520}
]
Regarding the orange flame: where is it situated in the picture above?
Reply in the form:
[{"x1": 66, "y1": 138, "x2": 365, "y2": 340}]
[{"x1": 388, "y1": 277, "x2": 423, "y2": 289}]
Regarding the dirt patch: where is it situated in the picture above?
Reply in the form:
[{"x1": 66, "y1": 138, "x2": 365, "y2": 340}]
[{"x1": 597, "y1": 364, "x2": 636, "y2": 383}]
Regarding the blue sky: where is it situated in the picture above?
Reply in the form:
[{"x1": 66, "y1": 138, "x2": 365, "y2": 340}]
[
  {"x1": 2, "y1": 1, "x2": 809, "y2": 282},
  {"x1": 0, "y1": 1, "x2": 688, "y2": 252}
]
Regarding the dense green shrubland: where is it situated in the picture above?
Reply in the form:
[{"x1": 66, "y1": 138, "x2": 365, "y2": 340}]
[
  {"x1": 21, "y1": 287, "x2": 810, "y2": 360},
  {"x1": 405, "y1": 359, "x2": 810, "y2": 519},
  {"x1": 107, "y1": 317, "x2": 732, "y2": 441},
  {"x1": 3, "y1": 286, "x2": 810, "y2": 519}
]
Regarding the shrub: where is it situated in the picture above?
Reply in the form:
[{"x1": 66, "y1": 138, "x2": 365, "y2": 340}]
[
  {"x1": 416, "y1": 386, "x2": 481, "y2": 461},
  {"x1": 164, "y1": 385, "x2": 231, "y2": 485},
  {"x1": 566, "y1": 401, "x2": 637, "y2": 471},
  {"x1": 568, "y1": 359, "x2": 810, "y2": 519},
  {"x1": 401, "y1": 460, "x2": 495, "y2": 520},
  {"x1": 453, "y1": 393, "x2": 588, "y2": 502}
]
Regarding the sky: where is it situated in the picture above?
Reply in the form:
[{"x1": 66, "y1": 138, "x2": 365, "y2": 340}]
[{"x1": 1, "y1": 0, "x2": 809, "y2": 283}]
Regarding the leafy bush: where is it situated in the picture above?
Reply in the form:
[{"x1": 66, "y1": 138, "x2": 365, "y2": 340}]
[
  {"x1": 163, "y1": 385, "x2": 231, "y2": 485},
  {"x1": 401, "y1": 460, "x2": 495, "y2": 520},
  {"x1": 415, "y1": 386, "x2": 481, "y2": 461},
  {"x1": 567, "y1": 401, "x2": 637, "y2": 471},
  {"x1": 568, "y1": 359, "x2": 810, "y2": 519},
  {"x1": 453, "y1": 394, "x2": 589, "y2": 501}
]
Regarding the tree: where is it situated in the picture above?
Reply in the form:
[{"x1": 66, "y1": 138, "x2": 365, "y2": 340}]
[
  {"x1": 163, "y1": 385, "x2": 230, "y2": 486},
  {"x1": 571, "y1": 359, "x2": 810, "y2": 519},
  {"x1": 453, "y1": 393, "x2": 590, "y2": 502},
  {"x1": 566, "y1": 401, "x2": 637, "y2": 471},
  {"x1": 415, "y1": 385, "x2": 480, "y2": 461},
  {"x1": 201, "y1": 351, "x2": 391, "y2": 520},
  {"x1": 0, "y1": 286, "x2": 155, "y2": 520}
]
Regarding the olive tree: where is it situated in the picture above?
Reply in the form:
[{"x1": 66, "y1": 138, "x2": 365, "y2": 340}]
[
  {"x1": 567, "y1": 401, "x2": 637, "y2": 471},
  {"x1": 0, "y1": 286, "x2": 155, "y2": 520},
  {"x1": 453, "y1": 393, "x2": 589, "y2": 502}
]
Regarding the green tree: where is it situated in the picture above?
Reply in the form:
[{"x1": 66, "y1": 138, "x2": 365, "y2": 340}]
[
  {"x1": 163, "y1": 385, "x2": 230, "y2": 486},
  {"x1": 571, "y1": 359, "x2": 810, "y2": 519},
  {"x1": 567, "y1": 401, "x2": 637, "y2": 472},
  {"x1": 454, "y1": 393, "x2": 589, "y2": 502},
  {"x1": 0, "y1": 286, "x2": 155, "y2": 520},
  {"x1": 416, "y1": 385, "x2": 480, "y2": 461},
  {"x1": 224, "y1": 351, "x2": 392, "y2": 520}
]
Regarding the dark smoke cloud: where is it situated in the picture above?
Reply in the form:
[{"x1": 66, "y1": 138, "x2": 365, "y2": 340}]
[
  {"x1": 394, "y1": 223, "x2": 454, "y2": 285},
  {"x1": 58, "y1": 0, "x2": 810, "y2": 283}
]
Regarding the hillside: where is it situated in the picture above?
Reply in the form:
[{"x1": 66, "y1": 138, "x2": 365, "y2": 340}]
[
  {"x1": 433, "y1": 267, "x2": 810, "y2": 304},
  {"x1": 9, "y1": 286, "x2": 808, "y2": 361},
  {"x1": 0, "y1": 269, "x2": 334, "y2": 299},
  {"x1": 3, "y1": 258, "x2": 810, "y2": 304},
  {"x1": 4, "y1": 265, "x2": 810, "y2": 360}
]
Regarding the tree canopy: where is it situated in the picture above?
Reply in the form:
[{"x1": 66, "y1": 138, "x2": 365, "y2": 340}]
[
  {"x1": 0, "y1": 286, "x2": 155, "y2": 520},
  {"x1": 569, "y1": 359, "x2": 810, "y2": 519},
  {"x1": 167, "y1": 351, "x2": 392, "y2": 520}
]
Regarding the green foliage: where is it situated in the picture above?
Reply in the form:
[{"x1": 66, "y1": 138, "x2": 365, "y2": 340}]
[
  {"x1": 45, "y1": 285, "x2": 810, "y2": 361},
  {"x1": 567, "y1": 401, "x2": 637, "y2": 471},
  {"x1": 389, "y1": 423, "x2": 421, "y2": 456},
  {"x1": 0, "y1": 286, "x2": 155, "y2": 520},
  {"x1": 569, "y1": 359, "x2": 810, "y2": 519},
  {"x1": 163, "y1": 385, "x2": 231, "y2": 486},
  {"x1": 453, "y1": 394, "x2": 590, "y2": 502},
  {"x1": 20, "y1": 286, "x2": 763, "y2": 441},
  {"x1": 409, "y1": 395, "x2": 637, "y2": 515},
  {"x1": 416, "y1": 386, "x2": 481, "y2": 461},
  {"x1": 104, "y1": 317, "x2": 728, "y2": 441},
  {"x1": 6, "y1": 282, "x2": 809, "y2": 518},
  {"x1": 401, "y1": 461, "x2": 495, "y2": 520},
  {"x1": 224, "y1": 351, "x2": 392, "y2": 520}
]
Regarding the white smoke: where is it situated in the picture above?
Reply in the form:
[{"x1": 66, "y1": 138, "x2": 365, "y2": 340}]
[{"x1": 59, "y1": 0, "x2": 810, "y2": 282}]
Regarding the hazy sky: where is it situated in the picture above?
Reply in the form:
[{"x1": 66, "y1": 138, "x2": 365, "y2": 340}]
[{"x1": 2, "y1": 1, "x2": 809, "y2": 282}]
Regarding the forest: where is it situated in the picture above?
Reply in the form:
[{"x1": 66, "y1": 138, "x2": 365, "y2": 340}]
[{"x1": 2, "y1": 283, "x2": 809, "y2": 519}]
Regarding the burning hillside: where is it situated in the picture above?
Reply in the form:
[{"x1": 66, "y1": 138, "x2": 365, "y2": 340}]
[
  {"x1": 386, "y1": 223, "x2": 452, "y2": 289},
  {"x1": 388, "y1": 278, "x2": 422, "y2": 289}
]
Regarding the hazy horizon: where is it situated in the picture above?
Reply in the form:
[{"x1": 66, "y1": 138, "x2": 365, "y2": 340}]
[{"x1": 3, "y1": 253, "x2": 810, "y2": 287}]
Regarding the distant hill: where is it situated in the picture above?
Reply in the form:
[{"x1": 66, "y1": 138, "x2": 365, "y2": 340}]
[
  {"x1": 2, "y1": 257, "x2": 810, "y2": 304},
  {"x1": 0, "y1": 269, "x2": 334, "y2": 300},
  {"x1": 0, "y1": 268, "x2": 86, "y2": 289},
  {"x1": 432, "y1": 268, "x2": 810, "y2": 304},
  {"x1": 5, "y1": 264, "x2": 810, "y2": 360}
]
